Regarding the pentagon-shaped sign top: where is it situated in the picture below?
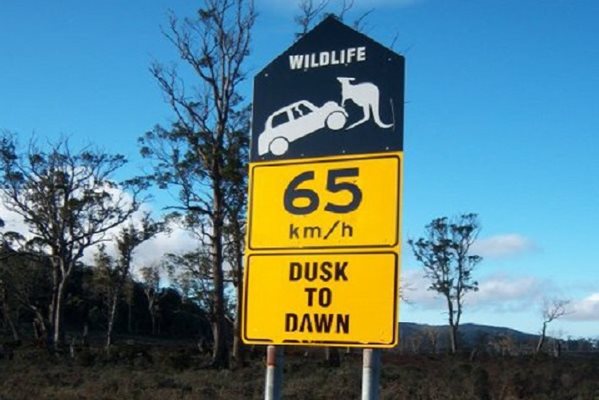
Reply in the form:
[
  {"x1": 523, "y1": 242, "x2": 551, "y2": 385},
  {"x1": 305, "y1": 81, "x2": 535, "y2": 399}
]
[{"x1": 251, "y1": 16, "x2": 405, "y2": 162}]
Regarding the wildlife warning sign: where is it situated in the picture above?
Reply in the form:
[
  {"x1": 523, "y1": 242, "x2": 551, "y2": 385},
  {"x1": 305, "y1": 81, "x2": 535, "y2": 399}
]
[
  {"x1": 250, "y1": 16, "x2": 404, "y2": 162},
  {"x1": 243, "y1": 16, "x2": 404, "y2": 348}
]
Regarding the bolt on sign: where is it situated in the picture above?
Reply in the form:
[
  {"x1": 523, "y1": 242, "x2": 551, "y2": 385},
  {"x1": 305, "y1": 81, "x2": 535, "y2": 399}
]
[{"x1": 242, "y1": 16, "x2": 405, "y2": 348}]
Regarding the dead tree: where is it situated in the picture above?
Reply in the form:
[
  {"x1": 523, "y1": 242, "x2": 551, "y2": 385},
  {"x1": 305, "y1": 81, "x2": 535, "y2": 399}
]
[{"x1": 535, "y1": 298, "x2": 569, "y2": 354}]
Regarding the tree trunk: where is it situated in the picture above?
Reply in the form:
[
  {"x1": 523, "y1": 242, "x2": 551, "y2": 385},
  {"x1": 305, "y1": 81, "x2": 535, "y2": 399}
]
[
  {"x1": 127, "y1": 300, "x2": 133, "y2": 333},
  {"x1": 232, "y1": 283, "x2": 244, "y2": 366},
  {"x1": 449, "y1": 324, "x2": 458, "y2": 354},
  {"x1": 553, "y1": 340, "x2": 561, "y2": 358},
  {"x1": 211, "y1": 256, "x2": 229, "y2": 368},
  {"x1": 0, "y1": 284, "x2": 20, "y2": 341},
  {"x1": 49, "y1": 266, "x2": 59, "y2": 348},
  {"x1": 49, "y1": 259, "x2": 69, "y2": 351},
  {"x1": 105, "y1": 292, "x2": 119, "y2": 353},
  {"x1": 2, "y1": 302, "x2": 20, "y2": 341},
  {"x1": 52, "y1": 279, "x2": 67, "y2": 351},
  {"x1": 82, "y1": 323, "x2": 89, "y2": 347},
  {"x1": 149, "y1": 306, "x2": 156, "y2": 335},
  {"x1": 210, "y1": 174, "x2": 229, "y2": 369},
  {"x1": 30, "y1": 307, "x2": 48, "y2": 346},
  {"x1": 535, "y1": 322, "x2": 547, "y2": 354},
  {"x1": 232, "y1": 239, "x2": 245, "y2": 367},
  {"x1": 446, "y1": 297, "x2": 458, "y2": 354}
]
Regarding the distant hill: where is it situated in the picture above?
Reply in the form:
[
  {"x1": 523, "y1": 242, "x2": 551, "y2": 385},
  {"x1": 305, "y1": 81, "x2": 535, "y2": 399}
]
[{"x1": 397, "y1": 322, "x2": 539, "y2": 352}]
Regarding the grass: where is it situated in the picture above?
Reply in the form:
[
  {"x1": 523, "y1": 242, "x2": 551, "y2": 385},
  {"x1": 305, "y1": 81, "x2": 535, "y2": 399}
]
[{"x1": 1, "y1": 343, "x2": 598, "y2": 399}]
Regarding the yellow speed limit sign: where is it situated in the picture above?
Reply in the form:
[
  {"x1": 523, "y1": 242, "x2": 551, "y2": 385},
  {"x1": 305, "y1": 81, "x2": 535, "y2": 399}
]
[{"x1": 247, "y1": 153, "x2": 402, "y2": 251}]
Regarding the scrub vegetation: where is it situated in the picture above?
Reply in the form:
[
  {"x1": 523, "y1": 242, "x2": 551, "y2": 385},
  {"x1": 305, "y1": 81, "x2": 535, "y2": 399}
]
[{"x1": 1, "y1": 340, "x2": 598, "y2": 399}]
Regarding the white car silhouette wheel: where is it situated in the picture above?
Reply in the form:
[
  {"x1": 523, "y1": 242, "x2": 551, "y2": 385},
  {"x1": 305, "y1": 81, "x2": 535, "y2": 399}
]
[
  {"x1": 325, "y1": 111, "x2": 347, "y2": 131},
  {"x1": 269, "y1": 137, "x2": 289, "y2": 156}
]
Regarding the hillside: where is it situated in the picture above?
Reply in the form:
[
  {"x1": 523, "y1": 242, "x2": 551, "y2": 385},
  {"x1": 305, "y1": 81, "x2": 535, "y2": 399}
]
[{"x1": 398, "y1": 322, "x2": 540, "y2": 352}]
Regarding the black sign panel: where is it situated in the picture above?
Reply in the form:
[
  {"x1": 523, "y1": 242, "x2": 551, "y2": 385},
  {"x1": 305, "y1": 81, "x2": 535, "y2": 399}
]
[{"x1": 251, "y1": 16, "x2": 405, "y2": 162}]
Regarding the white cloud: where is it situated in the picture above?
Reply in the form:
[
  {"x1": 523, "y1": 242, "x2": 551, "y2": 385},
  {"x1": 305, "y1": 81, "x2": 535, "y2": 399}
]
[
  {"x1": 0, "y1": 203, "x2": 35, "y2": 248},
  {"x1": 132, "y1": 226, "x2": 198, "y2": 269},
  {"x1": 401, "y1": 269, "x2": 550, "y2": 313},
  {"x1": 468, "y1": 274, "x2": 549, "y2": 311},
  {"x1": 80, "y1": 206, "x2": 201, "y2": 270},
  {"x1": 1, "y1": 184, "x2": 199, "y2": 270},
  {"x1": 566, "y1": 293, "x2": 599, "y2": 321},
  {"x1": 400, "y1": 269, "x2": 440, "y2": 307},
  {"x1": 472, "y1": 234, "x2": 537, "y2": 259}
]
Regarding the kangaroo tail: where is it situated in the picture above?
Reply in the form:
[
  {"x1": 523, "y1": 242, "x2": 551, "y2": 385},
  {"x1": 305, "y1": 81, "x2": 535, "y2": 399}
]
[{"x1": 373, "y1": 99, "x2": 393, "y2": 129}]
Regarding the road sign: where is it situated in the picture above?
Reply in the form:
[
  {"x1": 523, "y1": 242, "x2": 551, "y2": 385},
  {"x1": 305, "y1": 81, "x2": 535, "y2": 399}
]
[
  {"x1": 243, "y1": 16, "x2": 404, "y2": 347},
  {"x1": 243, "y1": 252, "x2": 398, "y2": 346},
  {"x1": 248, "y1": 153, "x2": 402, "y2": 250},
  {"x1": 250, "y1": 16, "x2": 404, "y2": 162}
]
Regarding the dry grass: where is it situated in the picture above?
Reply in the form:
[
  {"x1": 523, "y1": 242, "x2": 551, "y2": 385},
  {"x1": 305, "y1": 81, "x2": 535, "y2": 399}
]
[{"x1": 1, "y1": 345, "x2": 598, "y2": 399}]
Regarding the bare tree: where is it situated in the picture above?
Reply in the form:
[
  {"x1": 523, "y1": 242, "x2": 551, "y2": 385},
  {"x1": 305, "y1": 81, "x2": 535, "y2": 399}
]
[
  {"x1": 222, "y1": 127, "x2": 248, "y2": 366},
  {"x1": 294, "y1": 0, "x2": 373, "y2": 37},
  {"x1": 408, "y1": 213, "x2": 482, "y2": 354},
  {"x1": 94, "y1": 215, "x2": 162, "y2": 353},
  {"x1": 423, "y1": 326, "x2": 440, "y2": 354},
  {"x1": 139, "y1": 263, "x2": 164, "y2": 336},
  {"x1": 0, "y1": 133, "x2": 142, "y2": 350},
  {"x1": 409, "y1": 332, "x2": 424, "y2": 354},
  {"x1": 295, "y1": 0, "x2": 329, "y2": 37},
  {"x1": 139, "y1": 0, "x2": 255, "y2": 368},
  {"x1": 535, "y1": 298, "x2": 569, "y2": 354}
]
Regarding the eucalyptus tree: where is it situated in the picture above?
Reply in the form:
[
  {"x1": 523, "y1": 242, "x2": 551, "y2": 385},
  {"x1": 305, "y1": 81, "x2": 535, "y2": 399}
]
[
  {"x1": 0, "y1": 244, "x2": 51, "y2": 342},
  {"x1": 0, "y1": 242, "x2": 20, "y2": 341},
  {"x1": 93, "y1": 214, "x2": 163, "y2": 353},
  {"x1": 139, "y1": 263, "x2": 163, "y2": 336},
  {"x1": 0, "y1": 133, "x2": 143, "y2": 349},
  {"x1": 222, "y1": 124, "x2": 249, "y2": 365},
  {"x1": 408, "y1": 213, "x2": 482, "y2": 354},
  {"x1": 163, "y1": 248, "x2": 216, "y2": 315},
  {"x1": 139, "y1": 0, "x2": 255, "y2": 368}
]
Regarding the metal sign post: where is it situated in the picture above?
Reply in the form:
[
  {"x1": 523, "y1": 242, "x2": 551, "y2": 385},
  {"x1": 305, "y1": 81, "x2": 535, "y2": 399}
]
[
  {"x1": 265, "y1": 345, "x2": 284, "y2": 400},
  {"x1": 361, "y1": 349, "x2": 381, "y2": 400}
]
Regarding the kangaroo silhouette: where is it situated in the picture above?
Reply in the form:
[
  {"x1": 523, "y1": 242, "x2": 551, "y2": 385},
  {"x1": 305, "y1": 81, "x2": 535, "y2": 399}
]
[{"x1": 337, "y1": 77, "x2": 393, "y2": 130}]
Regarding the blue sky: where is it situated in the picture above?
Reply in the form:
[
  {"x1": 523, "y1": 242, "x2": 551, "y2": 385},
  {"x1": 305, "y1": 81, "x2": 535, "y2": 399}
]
[{"x1": 1, "y1": 0, "x2": 598, "y2": 339}]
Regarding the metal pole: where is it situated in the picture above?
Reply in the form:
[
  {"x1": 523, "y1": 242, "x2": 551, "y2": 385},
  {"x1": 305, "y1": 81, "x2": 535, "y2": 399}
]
[
  {"x1": 361, "y1": 348, "x2": 381, "y2": 400},
  {"x1": 265, "y1": 345, "x2": 284, "y2": 400}
]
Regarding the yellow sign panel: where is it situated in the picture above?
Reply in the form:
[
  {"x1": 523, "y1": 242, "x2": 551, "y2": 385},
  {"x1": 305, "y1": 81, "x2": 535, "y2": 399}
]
[
  {"x1": 242, "y1": 252, "x2": 398, "y2": 347},
  {"x1": 248, "y1": 153, "x2": 402, "y2": 250}
]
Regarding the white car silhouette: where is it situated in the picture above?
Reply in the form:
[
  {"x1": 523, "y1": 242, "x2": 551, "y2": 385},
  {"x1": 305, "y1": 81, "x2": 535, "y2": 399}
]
[{"x1": 257, "y1": 99, "x2": 348, "y2": 156}]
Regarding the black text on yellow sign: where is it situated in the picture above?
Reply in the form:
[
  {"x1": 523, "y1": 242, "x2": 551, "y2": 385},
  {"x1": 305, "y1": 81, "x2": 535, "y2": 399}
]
[
  {"x1": 247, "y1": 153, "x2": 402, "y2": 250},
  {"x1": 242, "y1": 252, "x2": 399, "y2": 347}
]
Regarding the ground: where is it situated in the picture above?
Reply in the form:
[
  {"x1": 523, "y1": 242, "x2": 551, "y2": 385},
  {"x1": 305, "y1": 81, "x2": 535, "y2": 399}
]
[{"x1": 1, "y1": 342, "x2": 598, "y2": 399}]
